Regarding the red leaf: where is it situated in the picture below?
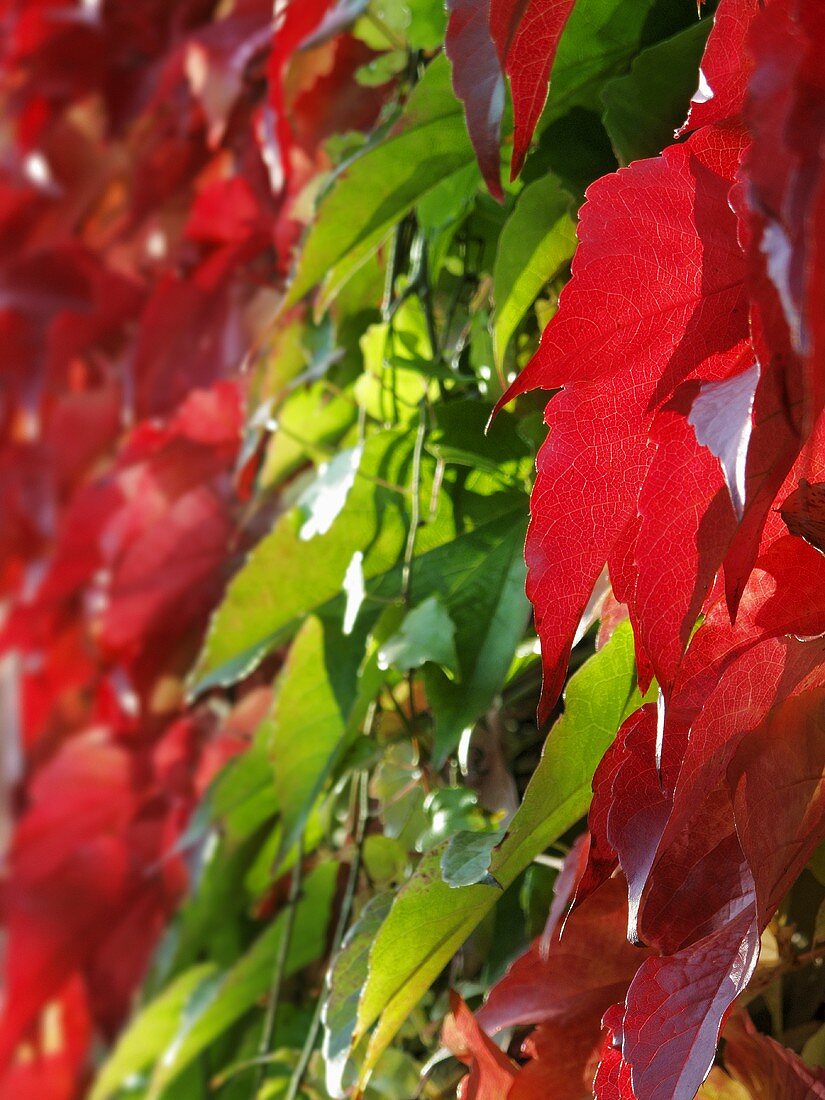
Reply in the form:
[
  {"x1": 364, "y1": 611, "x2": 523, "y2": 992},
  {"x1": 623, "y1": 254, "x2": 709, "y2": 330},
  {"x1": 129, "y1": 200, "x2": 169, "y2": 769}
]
[
  {"x1": 182, "y1": 0, "x2": 273, "y2": 148},
  {"x1": 725, "y1": 0, "x2": 825, "y2": 610},
  {"x1": 488, "y1": 0, "x2": 575, "y2": 178},
  {"x1": 0, "y1": 734, "x2": 165, "y2": 1061},
  {"x1": 286, "y1": 33, "x2": 391, "y2": 157},
  {"x1": 265, "y1": 0, "x2": 337, "y2": 193},
  {"x1": 446, "y1": 0, "x2": 505, "y2": 200},
  {"x1": 0, "y1": 977, "x2": 91, "y2": 1100},
  {"x1": 601, "y1": 637, "x2": 825, "y2": 1097},
  {"x1": 477, "y1": 874, "x2": 650, "y2": 1078},
  {"x1": 443, "y1": 992, "x2": 518, "y2": 1100},
  {"x1": 497, "y1": 123, "x2": 749, "y2": 716},
  {"x1": 678, "y1": 0, "x2": 762, "y2": 135},
  {"x1": 635, "y1": 386, "x2": 737, "y2": 687},
  {"x1": 723, "y1": 1013, "x2": 825, "y2": 1098},
  {"x1": 469, "y1": 867, "x2": 649, "y2": 1100},
  {"x1": 575, "y1": 705, "x2": 668, "y2": 939},
  {"x1": 593, "y1": 1005, "x2": 636, "y2": 1100},
  {"x1": 98, "y1": 484, "x2": 234, "y2": 665},
  {"x1": 578, "y1": 499, "x2": 825, "y2": 1096},
  {"x1": 615, "y1": 913, "x2": 759, "y2": 1100},
  {"x1": 508, "y1": 1018, "x2": 603, "y2": 1100}
]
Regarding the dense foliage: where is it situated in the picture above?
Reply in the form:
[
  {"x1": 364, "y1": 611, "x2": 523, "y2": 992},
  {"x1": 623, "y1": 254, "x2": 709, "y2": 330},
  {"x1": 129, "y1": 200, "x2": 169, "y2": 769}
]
[{"x1": 3, "y1": 0, "x2": 825, "y2": 1097}]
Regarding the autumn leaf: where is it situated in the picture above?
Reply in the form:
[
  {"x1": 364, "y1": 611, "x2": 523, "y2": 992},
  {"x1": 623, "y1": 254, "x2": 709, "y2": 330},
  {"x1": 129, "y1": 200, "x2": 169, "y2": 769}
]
[{"x1": 496, "y1": 123, "x2": 750, "y2": 714}]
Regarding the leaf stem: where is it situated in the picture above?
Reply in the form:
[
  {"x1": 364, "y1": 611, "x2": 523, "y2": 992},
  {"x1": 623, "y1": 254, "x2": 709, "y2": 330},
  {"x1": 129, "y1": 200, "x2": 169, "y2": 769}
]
[{"x1": 365, "y1": 11, "x2": 406, "y2": 52}]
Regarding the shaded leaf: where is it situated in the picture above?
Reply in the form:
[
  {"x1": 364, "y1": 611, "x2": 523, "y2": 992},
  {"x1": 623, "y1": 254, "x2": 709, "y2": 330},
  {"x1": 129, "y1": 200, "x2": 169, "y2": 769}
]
[
  {"x1": 602, "y1": 20, "x2": 710, "y2": 164},
  {"x1": 322, "y1": 893, "x2": 394, "y2": 1099},
  {"x1": 377, "y1": 595, "x2": 458, "y2": 674},
  {"x1": 441, "y1": 825, "x2": 506, "y2": 889}
]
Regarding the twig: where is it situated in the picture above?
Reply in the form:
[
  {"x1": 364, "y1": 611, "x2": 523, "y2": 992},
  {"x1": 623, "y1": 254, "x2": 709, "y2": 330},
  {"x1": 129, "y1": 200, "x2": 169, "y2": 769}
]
[
  {"x1": 791, "y1": 942, "x2": 825, "y2": 969},
  {"x1": 401, "y1": 400, "x2": 427, "y2": 605},
  {"x1": 253, "y1": 836, "x2": 304, "y2": 1095},
  {"x1": 415, "y1": 238, "x2": 440, "y2": 361},
  {"x1": 382, "y1": 218, "x2": 410, "y2": 322},
  {"x1": 285, "y1": 769, "x2": 371, "y2": 1100},
  {"x1": 387, "y1": 682, "x2": 416, "y2": 736},
  {"x1": 407, "y1": 670, "x2": 418, "y2": 730}
]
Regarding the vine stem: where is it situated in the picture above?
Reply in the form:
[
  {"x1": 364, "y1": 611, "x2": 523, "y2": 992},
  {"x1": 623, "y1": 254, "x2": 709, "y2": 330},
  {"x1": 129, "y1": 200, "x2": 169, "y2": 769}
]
[
  {"x1": 401, "y1": 399, "x2": 427, "y2": 606},
  {"x1": 790, "y1": 942, "x2": 825, "y2": 969},
  {"x1": 253, "y1": 836, "x2": 304, "y2": 1095},
  {"x1": 285, "y1": 768, "x2": 371, "y2": 1100}
]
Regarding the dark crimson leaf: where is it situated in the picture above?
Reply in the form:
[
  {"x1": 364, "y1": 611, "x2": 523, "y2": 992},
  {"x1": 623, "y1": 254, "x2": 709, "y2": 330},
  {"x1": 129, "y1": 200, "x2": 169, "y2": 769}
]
[
  {"x1": 478, "y1": 874, "x2": 649, "y2": 1037},
  {"x1": 780, "y1": 479, "x2": 825, "y2": 555},
  {"x1": 725, "y1": 0, "x2": 825, "y2": 611},
  {"x1": 616, "y1": 913, "x2": 759, "y2": 1100},
  {"x1": 573, "y1": 705, "x2": 665, "y2": 928},
  {"x1": 446, "y1": 0, "x2": 505, "y2": 201},
  {"x1": 475, "y1": 868, "x2": 650, "y2": 1098},
  {"x1": 723, "y1": 1013, "x2": 825, "y2": 1097}
]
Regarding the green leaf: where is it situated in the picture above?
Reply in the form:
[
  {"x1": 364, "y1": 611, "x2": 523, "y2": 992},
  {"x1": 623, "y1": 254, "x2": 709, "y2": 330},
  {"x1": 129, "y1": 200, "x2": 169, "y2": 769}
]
[
  {"x1": 297, "y1": 446, "x2": 363, "y2": 539},
  {"x1": 424, "y1": 515, "x2": 529, "y2": 763},
  {"x1": 146, "y1": 862, "x2": 337, "y2": 1097},
  {"x1": 543, "y1": 0, "x2": 696, "y2": 127},
  {"x1": 362, "y1": 835, "x2": 409, "y2": 886},
  {"x1": 601, "y1": 20, "x2": 711, "y2": 164},
  {"x1": 260, "y1": 383, "x2": 358, "y2": 491},
  {"x1": 283, "y1": 55, "x2": 474, "y2": 308},
  {"x1": 209, "y1": 733, "x2": 279, "y2": 842},
  {"x1": 265, "y1": 607, "x2": 387, "y2": 869},
  {"x1": 428, "y1": 400, "x2": 533, "y2": 484},
  {"x1": 441, "y1": 826, "x2": 507, "y2": 889},
  {"x1": 265, "y1": 616, "x2": 353, "y2": 864},
  {"x1": 90, "y1": 965, "x2": 218, "y2": 1100},
  {"x1": 192, "y1": 422, "x2": 525, "y2": 696},
  {"x1": 190, "y1": 430, "x2": 415, "y2": 693},
  {"x1": 353, "y1": 622, "x2": 641, "y2": 1084},
  {"x1": 376, "y1": 595, "x2": 458, "y2": 674},
  {"x1": 322, "y1": 892, "x2": 394, "y2": 1098},
  {"x1": 492, "y1": 175, "x2": 576, "y2": 367},
  {"x1": 371, "y1": 743, "x2": 428, "y2": 849},
  {"x1": 407, "y1": 0, "x2": 448, "y2": 50},
  {"x1": 416, "y1": 786, "x2": 489, "y2": 852},
  {"x1": 417, "y1": 162, "x2": 480, "y2": 233}
]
